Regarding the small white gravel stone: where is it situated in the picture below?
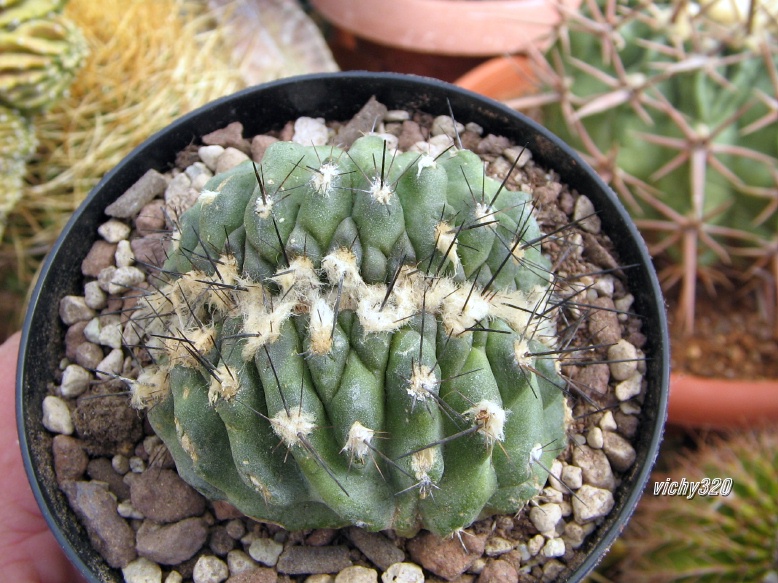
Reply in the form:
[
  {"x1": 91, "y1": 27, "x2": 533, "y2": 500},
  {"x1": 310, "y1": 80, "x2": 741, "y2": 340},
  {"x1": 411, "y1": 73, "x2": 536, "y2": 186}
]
[
  {"x1": 96, "y1": 348, "x2": 124, "y2": 380},
  {"x1": 615, "y1": 372, "x2": 643, "y2": 401},
  {"x1": 129, "y1": 456, "x2": 146, "y2": 473},
  {"x1": 84, "y1": 281, "x2": 107, "y2": 310},
  {"x1": 59, "y1": 295, "x2": 96, "y2": 325},
  {"x1": 573, "y1": 195, "x2": 601, "y2": 234},
  {"x1": 60, "y1": 364, "x2": 91, "y2": 397},
  {"x1": 42, "y1": 396, "x2": 73, "y2": 435},
  {"x1": 561, "y1": 464, "x2": 583, "y2": 490},
  {"x1": 527, "y1": 533, "x2": 545, "y2": 556},
  {"x1": 586, "y1": 426, "x2": 604, "y2": 449},
  {"x1": 384, "y1": 109, "x2": 411, "y2": 122},
  {"x1": 100, "y1": 321, "x2": 124, "y2": 350},
  {"x1": 620, "y1": 400, "x2": 642, "y2": 415},
  {"x1": 185, "y1": 161, "x2": 213, "y2": 183},
  {"x1": 484, "y1": 535, "x2": 514, "y2": 556},
  {"x1": 529, "y1": 503, "x2": 563, "y2": 536},
  {"x1": 198, "y1": 145, "x2": 225, "y2": 171},
  {"x1": 248, "y1": 537, "x2": 283, "y2": 566},
  {"x1": 381, "y1": 562, "x2": 424, "y2": 583},
  {"x1": 602, "y1": 430, "x2": 637, "y2": 472},
  {"x1": 98, "y1": 219, "x2": 131, "y2": 243},
  {"x1": 430, "y1": 114, "x2": 464, "y2": 138},
  {"x1": 117, "y1": 500, "x2": 145, "y2": 519},
  {"x1": 226, "y1": 549, "x2": 256, "y2": 575},
  {"x1": 573, "y1": 485, "x2": 615, "y2": 523},
  {"x1": 164, "y1": 572, "x2": 183, "y2": 583},
  {"x1": 335, "y1": 565, "x2": 378, "y2": 583},
  {"x1": 306, "y1": 576, "x2": 336, "y2": 583},
  {"x1": 293, "y1": 116, "x2": 329, "y2": 146},
  {"x1": 503, "y1": 145, "x2": 532, "y2": 167},
  {"x1": 112, "y1": 454, "x2": 130, "y2": 474},
  {"x1": 115, "y1": 239, "x2": 135, "y2": 268},
  {"x1": 83, "y1": 317, "x2": 102, "y2": 344},
  {"x1": 192, "y1": 555, "x2": 229, "y2": 583},
  {"x1": 599, "y1": 410, "x2": 618, "y2": 432},
  {"x1": 542, "y1": 538, "x2": 565, "y2": 558},
  {"x1": 608, "y1": 339, "x2": 638, "y2": 381},
  {"x1": 215, "y1": 147, "x2": 249, "y2": 173},
  {"x1": 98, "y1": 265, "x2": 145, "y2": 295},
  {"x1": 122, "y1": 557, "x2": 162, "y2": 583}
]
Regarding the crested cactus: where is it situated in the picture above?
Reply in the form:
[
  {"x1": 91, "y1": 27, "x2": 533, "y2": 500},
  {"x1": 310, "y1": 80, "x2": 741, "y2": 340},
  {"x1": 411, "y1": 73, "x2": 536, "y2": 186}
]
[
  {"x1": 513, "y1": 0, "x2": 778, "y2": 332},
  {"x1": 129, "y1": 134, "x2": 569, "y2": 537},
  {"x1": 0, "y1": 8, "x2": 87, "y2": 113}
]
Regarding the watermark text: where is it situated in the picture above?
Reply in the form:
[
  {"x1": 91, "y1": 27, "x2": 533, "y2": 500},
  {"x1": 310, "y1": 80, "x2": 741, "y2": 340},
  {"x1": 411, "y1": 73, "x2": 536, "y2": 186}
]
[{"x1": 653, "y1": 477, "x2": 733, "y2": 499}]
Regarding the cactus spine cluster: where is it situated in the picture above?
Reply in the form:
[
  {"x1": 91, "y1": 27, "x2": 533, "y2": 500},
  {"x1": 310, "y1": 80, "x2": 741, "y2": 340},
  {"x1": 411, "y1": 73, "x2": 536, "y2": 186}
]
[
  {"x1": 130, "y1": 134, "x2": 568, "y2": 537},
  {"x1": 514, "y1": 0, "x2": 778, "y2": 332},
  {"x1": 0, "y1": 0, "x2": 87, "y2": 236}
]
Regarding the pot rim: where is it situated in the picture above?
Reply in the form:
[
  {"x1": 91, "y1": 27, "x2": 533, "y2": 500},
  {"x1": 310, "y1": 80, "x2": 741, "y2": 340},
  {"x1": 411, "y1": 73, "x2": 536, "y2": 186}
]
[{"x1": 16, "y1": 71, "x2": 669, "y2": 582}]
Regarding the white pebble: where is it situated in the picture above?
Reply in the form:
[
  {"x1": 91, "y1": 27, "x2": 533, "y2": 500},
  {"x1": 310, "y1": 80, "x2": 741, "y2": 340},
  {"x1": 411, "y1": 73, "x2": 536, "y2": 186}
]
[
  {"x1": 99, "y1": 322, "x2": 124, "y2": 349},
  {"x1": 573, "y1": 195, "x2": 601, "y2": 234},
  {"x1": 117, "y1": 500, "x2": 145, "y2": 519},
  {"x1": 185, "y1": 161, "x2": 212, "y2": 183},
  {"x1": 293, "y1": 116, "x2": 329, "y2": 146},
  {"x1": 59, "y1": 295, "x2": 96, "y2": 325},
  {"x1": 112, "y1": 454, "x2": 130, "y2": 475},
  {"x1": 115, "y1": 239, "x2": 135, "y2": 267},
  {"x1": 384, "y1": 110, "x2": 411, "y2": 122},
  {"x1": 129, "y1": 456, "x2": 146, "y2": 473},
  {"x1": 84, "y1": 281, "x2": 107, "y2": 310},
  {"x1": 96, "y1": 348, "x2": 124, "y2": 380},
  {"x1": 586, "y1": 426, "x2": 604, "y2": 449},
  {"x1": 608, "y1": 339, "x2": 638, "y2": 381},
  {"x1": 83, "y1": 318, "x2": 102, "y2": 344},
  {"x1": 335, "y1": 565, "x2": 378, "y2": 583},
  {"x1": 192, "y1": 555, "x2": 229, "y2": 583},
  {"x1": 431, "y1": 115, "x2": 464, "y2": 138},
  {"x1": 615, "y1": 372, "x2": 643, "y2": 401},
  {"x1": 60, "y1": 364, "x2": 91, "y2": 398},
  {"x1": 599, "y1": 410, "x2": 618, "y2": 432},
  {"x1": 164, "y1": 572, "x2": 183, "y2": 583},
  {"x1": 527, "y1": 533, "x2": 545, "y2": 556},
  {"x1": 216, "y1": 148, "x2": 249, "y2": 173},
  {"x1": 198, "y1": 145, "x2": 225, "y2": 171},
  {"x1": 381, "y1": 562, "x2": 424, "y2": 583},
  {"x1": 542, "y1": 537, "x2": 565, "y2": 558},
  {"x1": 561, "y1": 464, "x2": 583, "y2": 490},
  {"x1": 122, "y1": 557, "x2": 162, "y2": 583},
  {"x1": 484, "y1": 535, "x2": 514, "y2": 556},
  {"x1": 98, "y1": 219, "x2": 131, "y2": 243},
  {"x1": 572, "y1": 485, "x2": 615, "y2": 523},
  {"x1": 529, "y1": 503, "x2": 562, "y2": 536},
  {"x1": 248, "y1": 537, "x2": 283, "y2": 566},
  {"x1": 226, "y1": 549, "x2": 256, "y2": 575},
  {"x1": 42, "y1": 396, "x2": 73, "y2": 435}
]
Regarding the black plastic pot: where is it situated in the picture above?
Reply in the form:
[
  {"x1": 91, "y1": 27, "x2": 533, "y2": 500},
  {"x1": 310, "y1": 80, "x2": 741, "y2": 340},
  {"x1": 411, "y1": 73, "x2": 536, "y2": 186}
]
[{"x1": 17, "y1": 72, "x2": 669, "y2": 582}]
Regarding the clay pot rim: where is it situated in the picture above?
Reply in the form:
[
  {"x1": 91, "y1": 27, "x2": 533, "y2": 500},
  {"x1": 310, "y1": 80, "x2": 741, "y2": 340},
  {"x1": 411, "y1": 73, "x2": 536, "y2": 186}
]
[{"x1": 310, "y1": 0, "x2": 581, "y2": 56}]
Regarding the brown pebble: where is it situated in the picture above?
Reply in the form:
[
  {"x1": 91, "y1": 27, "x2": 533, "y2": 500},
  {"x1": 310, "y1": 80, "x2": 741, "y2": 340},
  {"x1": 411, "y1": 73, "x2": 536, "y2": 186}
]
[
  {"x1": 65, "y1": 321, "x2": 88, "y2": 361},
  {"x1": 130, "y1": 468, "x2": 206, "y2": 523},
  {"x1": 397, "y1": 120, "x2": 425, "y2": 151},
  {"x1": 587, "y1": 296, "x2": 622, "y2": 346},
  {"x1": 52, "y1": 434, "x2": 89, "y2": 483},
  {"x1": 135, "y1": 200, "x2": 166, "y2": 235},
  {"x1": 203, "y1": 121, "x2": 251, "y2": 154},
  {"x1": 276, "y1": 545, "x2": 352, "y2": 575},
  {"x1": 212, "y1": 500, "x2": 245, "y2": 521},
  {"x1": 306, "y1": 528, "x2": 338, "y2": 547},
  {"x1": 74, "y1": 342, "x2": 104, "y2": 370},
  {"x1": 572, "y1": 362, "x2": 610, "y2": 396},
  {"x1": 82, "y1": 240, "x2": 118, "y2": 277},
  {"x1": 136, "y1": 517, "x2": 209, "y2": 565},
  {"x1": 334, "y1": 96, "x2": 388, "y2": 147},
  {"x1": 407, "y1": 531, "x2": 486, "y2": 581},
  {"x1": 130, "y1": 234, "x2": 167, "y2": 266},
  {"x1": 251, "y1": 134, "x2": 279, "y2": 163},
  {"x1": 477, "y1": 559, "x2": 518, "y2": 583},
  {"x1": 87, "y1": 457, "x2": 131, "y2": 500},
  {"x1": 227, "y1": 567, "x2": 278, "y2": 583}
]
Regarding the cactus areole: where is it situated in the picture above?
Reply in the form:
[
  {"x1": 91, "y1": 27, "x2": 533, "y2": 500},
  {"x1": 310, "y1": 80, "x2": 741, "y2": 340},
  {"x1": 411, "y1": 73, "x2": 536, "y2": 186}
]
[{"x1": 130, "y1": 133, "x2": 568, "y2": 537}]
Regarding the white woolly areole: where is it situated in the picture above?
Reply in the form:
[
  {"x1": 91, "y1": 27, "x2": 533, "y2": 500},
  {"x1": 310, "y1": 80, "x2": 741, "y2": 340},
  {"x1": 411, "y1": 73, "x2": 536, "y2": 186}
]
[
  {"x1": 416, "y1": 154, "x2": 437, "y2": 177},
  {"x1": 273, "y1": 256, "x2": 320, "y2": 302},
  {"x1": 208, "y1": 363, "x2": 239, "y2": 404},
  {"x1": 130, "y1": 366, "x2": 168, "y2": 409},
  {"x1": 199, "y1": 189, "x2": 219, "y2": 205},
  {"x1": 465, "y1": 400, "x2": 506, "y2": 446},
  {"x1": 254, "y1": 193, "x2": 274, "y2": 218},
  {"x1": 434, "y1": 221, "x2": 460, "y2": 270},
  {"x1": 440, "y1": 285, "x2": 492, "y2": 336},
  {"x1": 311, "y1": 161, "x2": 340, "y2": 195},
  {"x1": 239, "y1": 286, "x2": 295, "y2": 359},
  {"x1": 369, "y1": 176, "x2": 394, "y2": 205},
  {"x1": 341, "y1": 421, "x2": 375, "y2": 462},
  {"x1": 270, "y1": 408, "x2": 316, "y2": 448},
  {"x1": 530, "y1": 442, "x2": 544, "y2": 463},
  {"x1": 513, "y1": 336, "x2": 533, "y2": 369},
  {"x1": 321, "y1": 248, "x2": 364, "y2": 294},
  {"x1": 309, "y1": 297, "x2": 336, "y2": 355},
  {"x1": 411, "y1": 448, "x2": 437, "y2": 498},
  {"x1": 407, "y1": 362, "x2": 438, "y2": 402}
]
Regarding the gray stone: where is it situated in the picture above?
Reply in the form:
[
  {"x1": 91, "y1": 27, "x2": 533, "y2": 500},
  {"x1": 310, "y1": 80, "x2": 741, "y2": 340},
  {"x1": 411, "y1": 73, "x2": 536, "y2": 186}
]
[
  {"x1": 130, "y1": 468, "x2": 206, "y2": 523},
  {"x1": 276, "y1": 545, "x2": 352, "y2": 575},
  {"x1": 248, "y1": 537, "x2": 284, "y2": 567},
  {"x1": 476, "y1": 559, "x2": 517, "y2": 583},
  {"x1": 52, "y1": 434, "x2": 88, "y2": 482},
  {"x1": 608, "y1": 339, "x2": 638, "y2": 381},
  {"x1": 193, "y1": 555, "x2": 229, "y2": 583},
  {"x1": 136, "y1": 517, "x2": 209, "y2": 565},
  {"x1": 529, "y1": 503, "x2": 562, "y2": 536},
  {"x1": 406, "y1": 530, "x2": 486, "y2": 581},
  {"x1": 59, "y1": 295, "x2": 96, "y2": 325},
  {"x1": 106, "y1": 169, "x2": 168, "y2": 218},
  {"x1": 571, "y1": 445, "x2": 615, "y2": 490},
  {"x1": 572, "y1": 485, "x2": 615, "y2": 523},
  {"x1": 573, "y1": 195, "x2": 601, "y2": 234},
  {"x1": 348, "y1": 527, "x2": 405, "y2": 571},
  {"x1": 62, "y1": 481, "x2": 137, "y2": 568},
  {"x1": 602, "y1": 430, "x2": 637, "y2": 472}
]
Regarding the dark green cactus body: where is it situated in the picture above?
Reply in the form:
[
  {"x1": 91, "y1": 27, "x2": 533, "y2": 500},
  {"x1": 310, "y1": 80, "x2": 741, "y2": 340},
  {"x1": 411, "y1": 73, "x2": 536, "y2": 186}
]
[{"x1": 137, "y1": 134, "x2": 567, "y2": 536}]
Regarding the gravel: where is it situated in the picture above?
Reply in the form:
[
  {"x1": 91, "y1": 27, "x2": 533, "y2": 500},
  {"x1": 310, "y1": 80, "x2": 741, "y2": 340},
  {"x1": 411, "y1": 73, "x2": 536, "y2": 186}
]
[{"x1": 41, "y1": 102, "x2": 649, "y2": 582}]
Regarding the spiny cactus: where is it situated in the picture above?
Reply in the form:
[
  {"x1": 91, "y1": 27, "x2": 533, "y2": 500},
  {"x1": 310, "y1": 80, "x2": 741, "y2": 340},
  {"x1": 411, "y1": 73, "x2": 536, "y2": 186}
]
[
  {"x1": 0, "y1": 6, "x2": 87, "y2": 113},
  {"x1": 616, "y1": 429, "x2": 778, "y2": 581},
  {"x1": 129, "y1": 134, "x2": 569, "y2": 537},
  {"x1": 512, "y1": 0, "x2": 778, "y2": 333},
  {"x1": 0, "y1": 105, "x2": 36, "y2": 225}
]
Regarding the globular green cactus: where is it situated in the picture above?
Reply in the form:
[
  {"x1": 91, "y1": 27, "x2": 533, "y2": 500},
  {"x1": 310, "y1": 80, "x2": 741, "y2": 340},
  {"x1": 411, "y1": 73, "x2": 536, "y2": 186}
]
[
  {"x1": 514, "y1": 0, "x2": 778, "y2": 332},
  {"x1": 0, "y1": 9, "x2": 87, "y2": 113},
  {"x1": 0, "y1": 105, "x2": 35, "y2": 235},
  {"x1": 130, "y1": 134, "x2": 568, "y2": 537}
]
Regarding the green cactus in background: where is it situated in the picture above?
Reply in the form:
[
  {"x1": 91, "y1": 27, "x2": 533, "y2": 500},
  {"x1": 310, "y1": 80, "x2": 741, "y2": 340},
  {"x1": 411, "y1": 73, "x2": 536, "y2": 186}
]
[
  {"x1": 130, "y1": 134, "x2": 568, "y2": 537},
  {"x1": 0, "y1": 104, "x2": 36, "y2": 224},
  {"x1": 0, "y1": 10, "x2": 87, "y2": 113},
  {"x1": 615, "y1": 429, "x2": 778, "y2": 581},
  {"x1": 512, "y1": 0, "x2": 778, "y2": 333}
]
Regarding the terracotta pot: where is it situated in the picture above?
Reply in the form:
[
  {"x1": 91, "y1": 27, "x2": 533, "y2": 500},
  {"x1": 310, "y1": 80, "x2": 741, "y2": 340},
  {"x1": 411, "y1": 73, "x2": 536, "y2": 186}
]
[
  {"x1": 455, "y1": 54, "x2": 539, "y2": 101},
  {"x1": 668, "y1": 373, "x2": 778, "y2": 429},
  {"x1": 310, "y1": 0, "x2": 579, "y2": 57}
]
